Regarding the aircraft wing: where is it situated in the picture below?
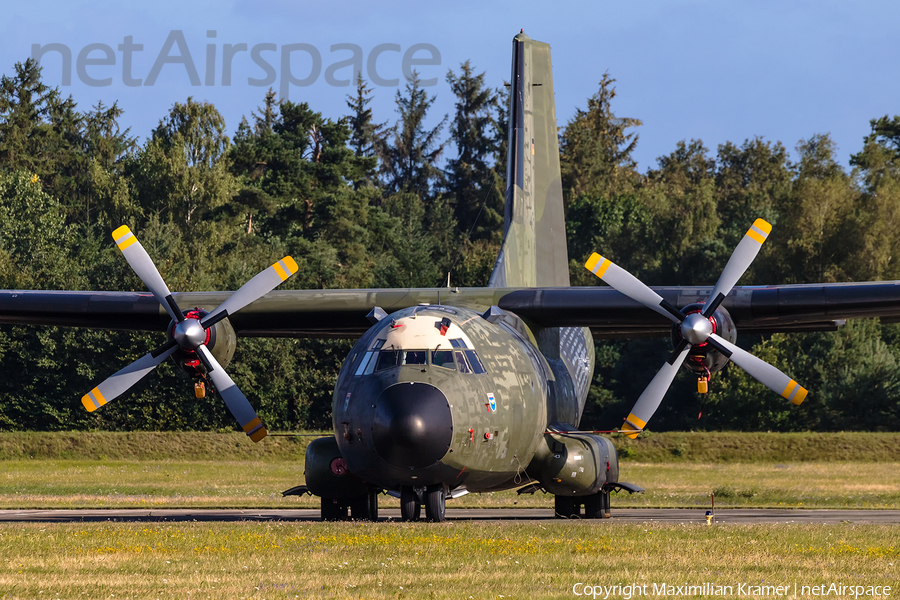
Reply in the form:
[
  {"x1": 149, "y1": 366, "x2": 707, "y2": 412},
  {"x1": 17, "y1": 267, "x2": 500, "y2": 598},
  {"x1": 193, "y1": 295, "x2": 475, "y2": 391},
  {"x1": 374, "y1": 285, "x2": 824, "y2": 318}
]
[
  {"x1": 499, "y1": 282, "x2": 900, "y2": 338},
  {"x1": 2, "y1": 281, "x2": 900, "y2": 339}
]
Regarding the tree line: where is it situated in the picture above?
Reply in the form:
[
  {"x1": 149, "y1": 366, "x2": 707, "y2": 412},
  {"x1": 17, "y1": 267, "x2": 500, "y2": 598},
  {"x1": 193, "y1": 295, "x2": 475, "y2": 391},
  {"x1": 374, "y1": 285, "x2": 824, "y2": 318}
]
[{"x1": 1, "y1": 57, "x2": 899, "y2": 433}]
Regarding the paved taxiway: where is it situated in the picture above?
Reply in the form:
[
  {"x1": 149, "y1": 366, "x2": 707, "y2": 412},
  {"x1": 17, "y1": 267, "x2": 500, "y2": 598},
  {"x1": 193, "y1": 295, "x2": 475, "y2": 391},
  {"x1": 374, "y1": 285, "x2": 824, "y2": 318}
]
[{"x1": 1, "y1": 508, "x2": 898, "y2": 524}]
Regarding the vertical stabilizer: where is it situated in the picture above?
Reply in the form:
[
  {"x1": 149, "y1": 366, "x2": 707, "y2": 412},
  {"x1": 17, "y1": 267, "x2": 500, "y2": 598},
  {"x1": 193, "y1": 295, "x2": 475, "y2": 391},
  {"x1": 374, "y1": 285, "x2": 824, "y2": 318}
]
[{"x1": 488, "y1": 32, "x2": 569, "y2": 289}]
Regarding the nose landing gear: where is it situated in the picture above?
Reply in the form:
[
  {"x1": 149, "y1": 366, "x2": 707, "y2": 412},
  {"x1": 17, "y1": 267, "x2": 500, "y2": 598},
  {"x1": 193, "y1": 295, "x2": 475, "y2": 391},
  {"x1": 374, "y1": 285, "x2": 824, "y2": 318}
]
[
  {"x1": 400, "y1": 487, "x2": 421, "y2": 522},
  {"x1": 400, "y1": 484, "x2": 447, "y2": 522}
]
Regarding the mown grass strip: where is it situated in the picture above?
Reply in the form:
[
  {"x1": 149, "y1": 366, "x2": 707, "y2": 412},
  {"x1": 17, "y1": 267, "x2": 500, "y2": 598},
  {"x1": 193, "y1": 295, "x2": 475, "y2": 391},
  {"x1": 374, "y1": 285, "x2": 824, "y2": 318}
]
[
  {"x1": 0, "y1": 521, "x2": 895, "y2": 599},
  {"x1": 4, "y1": 431, "x2": 900, "y2": 462},
  {"x1": 2, "y1": 460, "x2": 898, "y2": 509},
  {"x1": 0, "y1": 431, "x2": 320, "y2": 461}
]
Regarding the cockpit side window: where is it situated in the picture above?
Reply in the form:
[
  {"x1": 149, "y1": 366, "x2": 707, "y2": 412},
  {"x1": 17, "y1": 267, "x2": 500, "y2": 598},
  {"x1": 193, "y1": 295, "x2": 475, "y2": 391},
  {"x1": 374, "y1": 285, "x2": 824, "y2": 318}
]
[
  {"x1": 464, "y1": 350, "x2": 486, "y2": 374},
  {"x1": 454, "y1": 351, "x2": 472, "y2": 374},
  {"x1": 446, "y1": 338, "x2": 487, "y2": 374}
]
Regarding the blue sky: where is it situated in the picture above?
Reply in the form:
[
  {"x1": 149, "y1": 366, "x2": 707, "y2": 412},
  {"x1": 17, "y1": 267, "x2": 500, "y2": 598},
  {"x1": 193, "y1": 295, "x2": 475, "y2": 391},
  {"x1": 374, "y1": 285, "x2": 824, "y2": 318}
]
[{"x1": 3, "y1": 0, "x2": 898, "y2": 172}]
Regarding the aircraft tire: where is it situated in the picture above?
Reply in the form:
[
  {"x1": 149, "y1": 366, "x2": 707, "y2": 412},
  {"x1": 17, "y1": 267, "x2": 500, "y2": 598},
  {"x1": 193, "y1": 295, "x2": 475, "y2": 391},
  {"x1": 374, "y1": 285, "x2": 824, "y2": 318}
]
[
  {"x1": 350, "y1": 491, "x2": 379, "y2": 521},
  {"x1": 321, "y1": 497, "x2": 348, "y2": 521},
  {"x1": 583, "y1": 492, "x2": 606, "y2": 519},
  {"x1": 424, "y1": 485, "x2": 446, "y2": 522},
  {"x1": 368, "y1": 491, "x2": 379, "y2": 521},
  {"x1": 554, "y1": 495, "x2": 578, "y2": 519},
  {"x1": 400, "y1": 486, "x2": 421, "y2": 522}
]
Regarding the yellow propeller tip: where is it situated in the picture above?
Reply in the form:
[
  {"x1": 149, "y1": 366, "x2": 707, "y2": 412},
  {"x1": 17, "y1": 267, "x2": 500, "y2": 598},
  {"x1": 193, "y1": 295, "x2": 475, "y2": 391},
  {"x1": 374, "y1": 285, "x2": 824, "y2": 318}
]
[
  {"x1": 585, "y1": 253, "x2": 612, "y2": 278},
  {"x1": 282, "y1": 256, "x2": 299, "y2": 274},
  {"x1": 585, "y1": 253, "x2": 602, "y2": 271},
  {"x1": 752, "y1": 219, "x2": 772, "y2": 235},
  {"x1": 249, "y1": 427, "x2": 268, "y2": 443},
  {"x1": 111, "y1": 225, "x2": 131, "y2": 240}
]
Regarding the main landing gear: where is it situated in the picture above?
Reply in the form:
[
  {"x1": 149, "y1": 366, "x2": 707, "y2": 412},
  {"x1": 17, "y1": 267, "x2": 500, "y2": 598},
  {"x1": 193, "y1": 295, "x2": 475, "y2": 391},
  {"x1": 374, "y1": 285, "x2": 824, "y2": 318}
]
[
  {"x1": 320, "y1": 490, "x2": 379, "y2": 522},
  {"x1": 553, "y1": 482, "x2": 645, "y2": 519},
  {"x1": 400, "y1": 484, "x2": 447, "y2": 522},
  {"x1": 554, "y1": 490, "x2": 611, "y2": 519}
]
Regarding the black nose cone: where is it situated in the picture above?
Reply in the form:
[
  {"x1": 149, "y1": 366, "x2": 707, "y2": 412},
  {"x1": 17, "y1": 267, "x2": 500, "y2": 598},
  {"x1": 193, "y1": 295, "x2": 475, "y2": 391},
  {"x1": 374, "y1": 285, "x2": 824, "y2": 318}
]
[{"x1": 372, "y1": 383, "x2": 452, "y2": 468}]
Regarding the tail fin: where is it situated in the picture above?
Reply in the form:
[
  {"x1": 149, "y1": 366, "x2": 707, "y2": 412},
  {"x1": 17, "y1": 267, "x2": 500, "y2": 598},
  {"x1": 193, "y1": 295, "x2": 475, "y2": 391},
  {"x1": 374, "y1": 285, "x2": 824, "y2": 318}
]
[{"x1": 488, "y1": 32, "x2": 569, "y2": 289}]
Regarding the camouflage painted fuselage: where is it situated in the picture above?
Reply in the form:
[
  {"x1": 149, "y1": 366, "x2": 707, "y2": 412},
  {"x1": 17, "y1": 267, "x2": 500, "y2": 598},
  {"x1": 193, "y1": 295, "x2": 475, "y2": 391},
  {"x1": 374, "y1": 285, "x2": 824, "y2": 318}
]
[{"x1": 332, "y1": 305, "x2": 594, "y2": 493}]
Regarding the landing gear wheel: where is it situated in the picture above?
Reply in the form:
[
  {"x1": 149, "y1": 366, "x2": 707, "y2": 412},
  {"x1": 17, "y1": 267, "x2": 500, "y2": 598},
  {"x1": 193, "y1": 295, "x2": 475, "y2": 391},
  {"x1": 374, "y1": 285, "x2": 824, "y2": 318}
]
[
  {"x1": 400, "y1": 486, "x2": 421, "y2": 522},
  {"x1": 554, "y1": 494, "x2": 578, "y2": 519},
  {"x1": 368, "y1": 490, "x2": 379, "y2": 521},
  {"x1": 321, "y1": 497, "x2": 347, "y2": 521},
  {"x1": 350, "y1": 491, "x2": 379, "y2": 521},
  {"x1": 424, "y1": 484, "x2": 446, "y2": 522},
  {"x1": 584, "y1": 492, "x2": 610, "y2": 519}
]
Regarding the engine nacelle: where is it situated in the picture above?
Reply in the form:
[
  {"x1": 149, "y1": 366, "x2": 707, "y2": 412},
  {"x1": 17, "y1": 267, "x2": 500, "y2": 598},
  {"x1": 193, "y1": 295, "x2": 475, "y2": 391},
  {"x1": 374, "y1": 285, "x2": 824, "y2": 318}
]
[
  {"x1": 305, "y1": 436, "x2": 372, "y2": 500},
  {"x1": 167, "y1": 309, "x2": 236, "y2": 377},
  {"x1": 671, "y1": 303, "x2": 737, "y2": 377},
  {"x1": 525, "y1": 432, "x2": 618, "y2": 496}
]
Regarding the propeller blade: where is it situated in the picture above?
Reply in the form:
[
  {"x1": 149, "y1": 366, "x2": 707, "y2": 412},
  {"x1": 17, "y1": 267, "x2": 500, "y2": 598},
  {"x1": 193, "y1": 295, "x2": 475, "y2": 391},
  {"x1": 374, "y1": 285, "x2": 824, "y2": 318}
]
[
  {"x1": 621, "y1": 343, "x2": 692, "y2": 439},
  {"x1": 707, "y1": 333, "x2": 808, "y2": 405},
  {"x1": 702, "y1": 219, "x2": 771, "y2": 318},
  {"x1": 112, "y1": 226, "x2": 183, "y2": 323},
  {"x1": 81, "y1": 341, "x2": 179, "y2": 412},
  {"x1": 585, "y1": 253, "x2": 683, "y2": 324},
  {"x1": 195, "y1": 344, "x2": 268, "y2": 442},
  {"x1": 201, "y1": 257, "x2": 299, "y2": 328}
]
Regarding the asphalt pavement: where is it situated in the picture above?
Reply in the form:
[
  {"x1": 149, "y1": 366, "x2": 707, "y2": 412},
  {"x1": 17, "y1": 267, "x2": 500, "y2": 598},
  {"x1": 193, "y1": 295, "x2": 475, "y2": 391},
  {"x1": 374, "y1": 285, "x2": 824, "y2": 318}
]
[{"x1": 1, "y1": 508, "x2": 898, "y2": 524}]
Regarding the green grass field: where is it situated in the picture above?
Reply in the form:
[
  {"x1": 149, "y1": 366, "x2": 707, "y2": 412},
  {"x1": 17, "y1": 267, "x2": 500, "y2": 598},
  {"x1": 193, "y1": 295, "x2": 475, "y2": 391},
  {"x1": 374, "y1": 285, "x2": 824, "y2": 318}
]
[
  {"x1": 2, "y1": 432, "x2": 898, "y2": 599},
  {"x1": 1, "y1": 432, "x2": 899, "y2": 509},
  {"x1": 4, "y1": 430, "x2": 900, "y2": 462},
  {"x1": 1, "y1": 521, "x2": 896, "y2": 599},
  {"x1": 3, "y1": 459, "x2": 898, "y2": 509}
]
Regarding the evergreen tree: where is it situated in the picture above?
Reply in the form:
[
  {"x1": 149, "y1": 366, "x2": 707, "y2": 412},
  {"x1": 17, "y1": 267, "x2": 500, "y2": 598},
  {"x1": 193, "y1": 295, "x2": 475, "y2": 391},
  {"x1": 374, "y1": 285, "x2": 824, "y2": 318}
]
[
  {"x1": 847, "y1": 116, "x2": 900, "y2": 280},
  {"x1": 251, "y1": 88, "x2": 280, "y2": 135},
  {"x1": 0, "y1": 59, "x2": 90, "y2": 221},
  {"x1": 344, "y1": 75, "x2": 384, "y2": 188},
  {"x1": 850, "y1": 115, "x2": 900, "y2": 177},
  {"x1": 345, "y1": 75, "x2": 385, "y2": 158},
  {"x1": 72, "y1": 101, "x2": 139, "y2": 228},
  {"x1": 559, "y1": 73, "x2": 642, "y2": 203},
  {"x1": 380, "y1": 72, "x2": 448, "y2": 197},
  {"x1": 445, "y1": 61, "x2": 502, "y2": 240},
  {"x1": 0, "y1": 59, "x2": 58, "y2": 173}
]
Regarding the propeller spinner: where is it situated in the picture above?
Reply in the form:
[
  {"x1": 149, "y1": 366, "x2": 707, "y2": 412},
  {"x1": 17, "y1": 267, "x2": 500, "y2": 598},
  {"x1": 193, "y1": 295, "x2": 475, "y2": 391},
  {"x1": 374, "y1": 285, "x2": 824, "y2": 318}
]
[
  {"x1": 585, "y1": 219, "x2": 807, "y2": 438},
  {"x1": 81, "y1": 225, "x2": 299, "y2": 443}
]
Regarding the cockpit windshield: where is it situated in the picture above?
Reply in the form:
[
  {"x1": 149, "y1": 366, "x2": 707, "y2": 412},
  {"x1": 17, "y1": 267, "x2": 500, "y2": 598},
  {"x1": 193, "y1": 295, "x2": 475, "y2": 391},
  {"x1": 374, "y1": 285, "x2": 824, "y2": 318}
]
[
  {"x1": 374, "y1": 349, "x2": 400, "y2": 371},
  {"x1": 431, "y1": 350, "x2": 454, "y2": 369},
  {"x1": 373, "y1": 349, "x2": 427, "y2": 371},
  {"x1": 355, "y1": 336, "x2": 487, "y2": 376},
  {"x1": 402, "y1": 350, "x2": 427, "y2": 365}
]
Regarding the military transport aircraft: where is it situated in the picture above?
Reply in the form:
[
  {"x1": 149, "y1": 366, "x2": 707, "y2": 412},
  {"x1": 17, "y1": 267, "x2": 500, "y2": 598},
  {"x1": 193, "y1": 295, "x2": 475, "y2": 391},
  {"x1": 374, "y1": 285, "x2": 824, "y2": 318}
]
[{"x1": 4, "y1": 32, "x2": 900, "y2": 522}]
